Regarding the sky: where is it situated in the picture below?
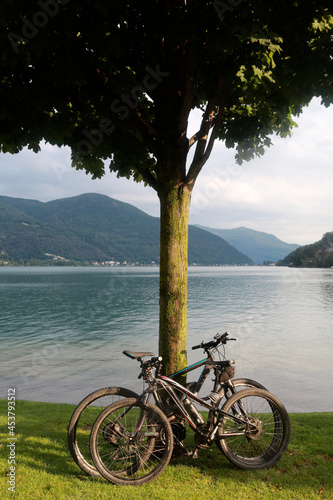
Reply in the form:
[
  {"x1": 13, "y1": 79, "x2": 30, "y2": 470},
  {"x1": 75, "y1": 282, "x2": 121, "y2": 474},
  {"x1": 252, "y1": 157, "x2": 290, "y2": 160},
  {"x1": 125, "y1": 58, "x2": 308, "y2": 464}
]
[{"x1": 0, "y1": 97, "x2": 332, "y2": 246}]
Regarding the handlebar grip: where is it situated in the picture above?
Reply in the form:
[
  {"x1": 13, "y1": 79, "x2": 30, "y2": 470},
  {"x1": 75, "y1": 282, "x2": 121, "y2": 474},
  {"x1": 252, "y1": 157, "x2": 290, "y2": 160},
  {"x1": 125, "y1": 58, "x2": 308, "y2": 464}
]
[{"x1": 192, "y1": 344, "x2": 202, "y2": 350}]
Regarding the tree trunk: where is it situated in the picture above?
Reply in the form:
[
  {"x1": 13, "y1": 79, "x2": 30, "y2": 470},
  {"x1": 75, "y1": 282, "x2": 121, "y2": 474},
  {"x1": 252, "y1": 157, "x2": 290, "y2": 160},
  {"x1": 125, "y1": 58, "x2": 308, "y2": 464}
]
[{"x1": 158, "y1": 180, "x2": 192, "y2": 377}]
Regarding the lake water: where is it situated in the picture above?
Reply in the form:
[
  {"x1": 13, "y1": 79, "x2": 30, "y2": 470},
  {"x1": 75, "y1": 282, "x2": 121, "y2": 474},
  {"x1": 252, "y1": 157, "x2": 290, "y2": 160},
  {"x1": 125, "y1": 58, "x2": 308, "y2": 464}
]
[{"x1": 0, "y1": 266, "x2": 332, "y2": 412}]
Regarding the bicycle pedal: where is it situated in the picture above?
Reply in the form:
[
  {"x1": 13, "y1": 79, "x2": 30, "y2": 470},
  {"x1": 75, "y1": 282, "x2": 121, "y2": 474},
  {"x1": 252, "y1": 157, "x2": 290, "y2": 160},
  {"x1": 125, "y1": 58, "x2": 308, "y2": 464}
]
[{"x1": 174, "y1": 440, "x2": 193, "y2": 457}]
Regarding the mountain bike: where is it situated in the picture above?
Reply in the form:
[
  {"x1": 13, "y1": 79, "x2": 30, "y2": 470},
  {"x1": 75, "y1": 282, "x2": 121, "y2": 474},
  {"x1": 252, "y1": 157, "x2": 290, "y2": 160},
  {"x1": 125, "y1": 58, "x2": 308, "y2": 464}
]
[
  {"x1": 89, "y1": 339, "x2": 290, "y2": 485},
  {"x1": 68, "y1": 331, "x2": 266, "y2": 477}
]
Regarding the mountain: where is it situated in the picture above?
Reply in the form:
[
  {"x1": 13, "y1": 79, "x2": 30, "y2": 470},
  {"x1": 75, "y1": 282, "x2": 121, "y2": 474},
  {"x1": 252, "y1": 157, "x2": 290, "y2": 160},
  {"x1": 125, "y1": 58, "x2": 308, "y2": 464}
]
[
  {"x1": 276, "y1": 232, "x2": 333, "y2": 267},
  {"x1": 0, "y1": 194, "x2": 252, "y2": 266},
  {"x1": 194, "y1": 225, "x2": 300, "y2": 264}
]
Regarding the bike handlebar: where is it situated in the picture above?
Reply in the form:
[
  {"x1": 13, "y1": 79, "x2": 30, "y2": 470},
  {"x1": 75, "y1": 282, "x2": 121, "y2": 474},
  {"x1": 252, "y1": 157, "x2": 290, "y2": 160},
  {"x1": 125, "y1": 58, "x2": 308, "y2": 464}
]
[
  {"x1": 138, "y1": 355, "x2": 163, "y2": 379},
  {"x1": 124, "y1": 330, "x2": 236, "y2": 379},
  {"x1": 192, "y1": 331, "x2": 236, "y2": 351}
]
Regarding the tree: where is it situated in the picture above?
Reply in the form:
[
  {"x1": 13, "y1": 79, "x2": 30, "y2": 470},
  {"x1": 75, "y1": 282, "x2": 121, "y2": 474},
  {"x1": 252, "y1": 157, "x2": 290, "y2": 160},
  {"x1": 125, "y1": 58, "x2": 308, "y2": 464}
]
[{"x1": 1, "y1": 1, "x2": 332, "y2": 374}]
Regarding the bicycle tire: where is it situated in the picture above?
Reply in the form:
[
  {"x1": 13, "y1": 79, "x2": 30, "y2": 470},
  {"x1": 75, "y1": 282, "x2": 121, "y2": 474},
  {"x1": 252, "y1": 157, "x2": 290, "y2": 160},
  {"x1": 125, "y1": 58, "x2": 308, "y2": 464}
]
[
  {"x1": 214, "y1": 378, "x2": 267, "y2": 453},
  {"x1": 217, "y1": 388, "x2": 291, "y2": 469},
  {"x1": 68, "y1": 386, "x2": 139, "y2": 477},
  {"x1": 225, "y1": 378, "x2": 267, "y2": 395},
  {"x1": 90, "y1": 398, "x2": 174, "y2": 486}
]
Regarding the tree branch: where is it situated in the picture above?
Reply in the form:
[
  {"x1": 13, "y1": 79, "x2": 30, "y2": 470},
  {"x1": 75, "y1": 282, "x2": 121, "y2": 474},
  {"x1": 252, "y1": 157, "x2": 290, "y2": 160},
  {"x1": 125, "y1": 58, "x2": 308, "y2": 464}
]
[
  {"x1": 133, "y1": 107, "x2": 159, "y2": 140},
  {"x1": 186, "y1": 97, "x2": 217, "y2": 181},
  {"x1": 189, "y1": 129, "x2": 200, "y2": 148},
  {"x1": 187, "y1": 84, "x2": 228, "y2": 184},
  {"x1": 136, "y1": 164, "x2": 159, "y2": 192}
]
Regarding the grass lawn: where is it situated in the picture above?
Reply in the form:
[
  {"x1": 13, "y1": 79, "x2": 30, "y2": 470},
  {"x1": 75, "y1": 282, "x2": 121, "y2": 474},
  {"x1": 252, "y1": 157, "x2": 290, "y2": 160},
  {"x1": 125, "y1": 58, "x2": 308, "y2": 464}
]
[{"x1": 0, "y1": 399, "x2": 332, "y2": 499}]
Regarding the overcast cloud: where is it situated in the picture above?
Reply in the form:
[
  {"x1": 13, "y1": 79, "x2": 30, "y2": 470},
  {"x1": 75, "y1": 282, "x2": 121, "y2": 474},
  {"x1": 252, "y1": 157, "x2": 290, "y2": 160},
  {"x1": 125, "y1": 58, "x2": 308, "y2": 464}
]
[{"x1": 0, "y1": 97, "x2": 332, "y2": 246}]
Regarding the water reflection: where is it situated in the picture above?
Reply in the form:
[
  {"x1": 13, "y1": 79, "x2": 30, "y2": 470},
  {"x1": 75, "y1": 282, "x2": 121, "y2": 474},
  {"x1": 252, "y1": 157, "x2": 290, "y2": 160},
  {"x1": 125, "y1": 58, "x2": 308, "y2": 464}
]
[{"x1": 1, "y1": 266, "x2": 332, "y2": 412}]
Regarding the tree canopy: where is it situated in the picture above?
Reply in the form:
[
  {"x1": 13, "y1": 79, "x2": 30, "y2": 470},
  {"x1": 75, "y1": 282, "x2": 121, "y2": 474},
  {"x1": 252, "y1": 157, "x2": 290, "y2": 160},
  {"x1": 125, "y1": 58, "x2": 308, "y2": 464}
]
[
  {"x1": 1, "y1": 0, "x2": 332, "y2": 373},
  {"x1": 1, "y1": 1, "x2": 332, "y2": 177}
]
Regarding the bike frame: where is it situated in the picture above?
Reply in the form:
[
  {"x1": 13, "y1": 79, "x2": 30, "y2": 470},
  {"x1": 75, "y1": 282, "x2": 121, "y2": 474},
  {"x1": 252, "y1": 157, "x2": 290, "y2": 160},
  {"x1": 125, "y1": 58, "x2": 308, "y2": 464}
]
[
  {"x1": 142, "y1": 374, "x2": 254, "y2": 440},
  {"x1": 167, "y1": 351, "x2": 235, "y2": 399},
  {"x1": 168, "y1": 358, "x2": 213, "y2": 394},
  {"x1": 124, "y1": 344, "x2": 236, "y2": 409}
]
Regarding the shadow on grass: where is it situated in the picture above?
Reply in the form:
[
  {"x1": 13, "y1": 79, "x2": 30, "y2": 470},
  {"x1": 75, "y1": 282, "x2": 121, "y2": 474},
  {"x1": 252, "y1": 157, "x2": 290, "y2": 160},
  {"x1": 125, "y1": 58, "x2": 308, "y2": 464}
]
[
  {"x1": 1, "y1": 400, "x2": 332, "y2": 496},
  {"x1": 168, "y1": 413, "x2": 333, "y2": 495},
  {"x1": 1, "y1": 400, "x2": 83, "y2": 479}
]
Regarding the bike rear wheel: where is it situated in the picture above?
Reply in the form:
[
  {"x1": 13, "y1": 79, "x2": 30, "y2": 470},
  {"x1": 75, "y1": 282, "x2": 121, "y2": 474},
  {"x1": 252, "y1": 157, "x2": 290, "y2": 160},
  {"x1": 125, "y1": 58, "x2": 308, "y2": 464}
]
[
  {"x1": 217, "y1": 388, "x2": 290, "y2": 469},
  {"x1": 90, "y1": 398, "x2": 174, "y2": 485},
  {"x1": 67, "y1": 386, "x2": 139, "y2": 477}
]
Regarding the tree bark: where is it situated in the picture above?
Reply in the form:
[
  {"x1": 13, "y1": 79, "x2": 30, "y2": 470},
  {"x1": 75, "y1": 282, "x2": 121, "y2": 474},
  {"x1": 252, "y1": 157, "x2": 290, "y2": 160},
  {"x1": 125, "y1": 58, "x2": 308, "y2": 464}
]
[{"x1": 158, "y1": 180, "x2": 192, "y2": 377}]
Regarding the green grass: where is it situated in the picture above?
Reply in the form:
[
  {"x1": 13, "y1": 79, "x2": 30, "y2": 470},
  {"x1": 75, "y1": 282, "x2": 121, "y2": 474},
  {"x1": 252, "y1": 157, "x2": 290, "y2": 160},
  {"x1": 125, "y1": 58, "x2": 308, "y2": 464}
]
[{"x1": 0, "y1": 399, "x2": 332, "y2": 499}]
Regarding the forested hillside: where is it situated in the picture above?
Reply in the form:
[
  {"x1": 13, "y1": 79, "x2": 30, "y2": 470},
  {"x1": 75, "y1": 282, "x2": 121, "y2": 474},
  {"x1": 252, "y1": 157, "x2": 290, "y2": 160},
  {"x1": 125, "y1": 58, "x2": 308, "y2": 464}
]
[
  {"x1": 276, "y1": 232, "x2": 333, "y2": 267},
  {"x1": 0, "y1": 194, "x2": 252, "y2": 266},
  {"x1": 195, "y1": 225, "x2": 300, "y2": 264}
]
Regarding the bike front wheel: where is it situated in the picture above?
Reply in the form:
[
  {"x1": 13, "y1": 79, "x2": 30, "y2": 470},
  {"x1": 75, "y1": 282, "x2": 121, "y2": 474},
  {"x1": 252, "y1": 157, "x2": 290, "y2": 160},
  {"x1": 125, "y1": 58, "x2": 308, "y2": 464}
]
[
  {"x1": 90, "y1": 398, "x2": 174, "y2": 486},
  {"x1": 217, "y1": 388, "x2": 291, "y2": 469},
  {"x1": 215, "y1": 377, "x2": 267, "y2": 454},
  {"x1": 224, "y1": 377, "x2": 267, "y2": 396},
  {"x1": 68, "y1": 386, "x2": 139, "y2": 477}
]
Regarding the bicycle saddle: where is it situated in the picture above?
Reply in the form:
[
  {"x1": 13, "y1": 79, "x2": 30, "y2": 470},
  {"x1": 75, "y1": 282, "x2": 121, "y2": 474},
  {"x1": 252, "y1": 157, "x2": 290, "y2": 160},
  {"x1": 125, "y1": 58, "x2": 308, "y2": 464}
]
[{"x1": 123, "y1": 350, "x2": 155, "y2": 359}]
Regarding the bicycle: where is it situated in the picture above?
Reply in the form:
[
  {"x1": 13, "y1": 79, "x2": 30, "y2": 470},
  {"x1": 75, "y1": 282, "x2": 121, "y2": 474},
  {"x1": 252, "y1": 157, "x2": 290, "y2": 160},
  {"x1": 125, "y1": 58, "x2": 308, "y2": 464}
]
[
  {"x1": 68, "y1": 331, "x2": 266, "y2": 477},
  {"x1": 89, "y1": 333, "x2": 291, "y2": 485}
]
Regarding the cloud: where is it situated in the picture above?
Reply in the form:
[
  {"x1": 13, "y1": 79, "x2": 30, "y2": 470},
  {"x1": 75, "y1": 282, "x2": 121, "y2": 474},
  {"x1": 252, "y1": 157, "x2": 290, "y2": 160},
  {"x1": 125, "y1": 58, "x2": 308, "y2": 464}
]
[
  {"x1": 189, "y1": 98, "x2": 333, "y2": 244},
  {"x1": 0, "y1": 141, "x2": 159, "y2": 214},
  {"x1": 0, "y1": 98, "x2": 332, "y2": 245}
]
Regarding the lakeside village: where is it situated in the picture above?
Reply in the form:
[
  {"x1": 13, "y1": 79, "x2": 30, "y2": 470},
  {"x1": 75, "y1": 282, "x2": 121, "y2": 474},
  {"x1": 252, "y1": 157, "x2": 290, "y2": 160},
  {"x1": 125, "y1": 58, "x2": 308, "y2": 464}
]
[
  {"x1": 91, "y1": 260, "x2": 256, "y2": 267},
  {"x1": 0, "y1": 252, "x2": 259, "y2": 267},
  {"x1": 91, "y1": 259, "x2": 159, "y2": 267},
  {"x1": 32, "y1": 252, "x2": 256, "y2": 267}
]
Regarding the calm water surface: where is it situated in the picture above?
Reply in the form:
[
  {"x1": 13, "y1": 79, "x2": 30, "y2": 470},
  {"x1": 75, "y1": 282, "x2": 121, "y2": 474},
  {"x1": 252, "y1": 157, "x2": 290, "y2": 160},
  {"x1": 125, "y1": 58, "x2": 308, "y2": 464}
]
[{"x1": 0, "y1": 266, "x2": 332, "y2": 412}]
